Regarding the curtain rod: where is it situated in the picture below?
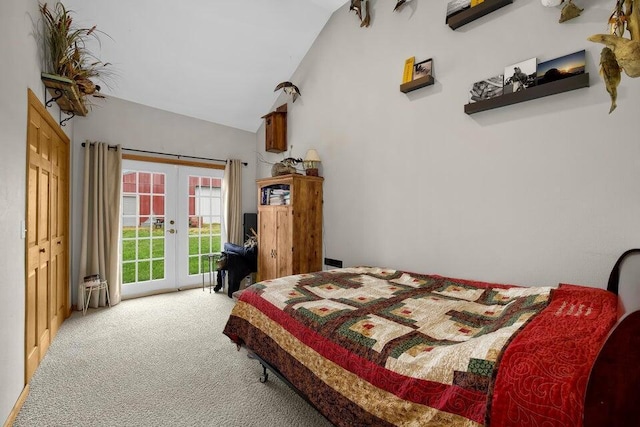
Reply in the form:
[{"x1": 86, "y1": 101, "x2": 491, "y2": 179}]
[{"x1": 81, "y1": 142, "x2": 248, "y2": 166}]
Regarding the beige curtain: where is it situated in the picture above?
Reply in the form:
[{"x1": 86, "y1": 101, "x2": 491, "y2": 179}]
[
  {"x1": 77, "y1": 142, "x2": 123, "y2": 310},
  {"x1": 222, "y1": 159, "x2": 243, "y2": 245}
]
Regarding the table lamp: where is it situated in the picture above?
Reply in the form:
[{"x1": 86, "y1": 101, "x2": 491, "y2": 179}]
[{"x1": 303, "y1": 149, "x2": 321, "y2": 176}]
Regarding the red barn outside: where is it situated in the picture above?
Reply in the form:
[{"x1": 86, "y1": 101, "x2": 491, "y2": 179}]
[{"x1": 122, "y1": 171, "x2": 222, "y2": 227}]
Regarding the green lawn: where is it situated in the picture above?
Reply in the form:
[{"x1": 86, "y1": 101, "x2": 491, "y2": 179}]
[{"x1": 122, "y1": 224, "x2": 221, "y2": 284}]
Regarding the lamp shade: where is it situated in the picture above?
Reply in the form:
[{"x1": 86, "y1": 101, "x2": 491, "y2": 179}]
[{"x1": 304, "y1": 149, "x2": 321, "y2": 162}]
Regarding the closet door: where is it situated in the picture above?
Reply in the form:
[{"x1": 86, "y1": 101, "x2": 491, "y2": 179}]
[
  {"x1": 25, "y1": 89, "x2": 69, "y2": 383},
  {"x1": 49, "y1": 128, "x2": 68, "y2": 337}
]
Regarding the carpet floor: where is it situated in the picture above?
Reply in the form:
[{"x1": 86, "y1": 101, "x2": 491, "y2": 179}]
[{"x1": 14, "y1": 288, "x2": 333, "y2": 427}]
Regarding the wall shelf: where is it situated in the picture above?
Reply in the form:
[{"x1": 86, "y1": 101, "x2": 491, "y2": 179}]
[
  {"x1": 41, "y1": 73, "x2": 88, "y2": 117},
  {"x1": 447, "y1": 0, "x2": 513, "y2": 30},
  {"x1": 400, "y1": 75, "x2": 435, "y2": 93},
  {"x1": 464, "y1": 73, "x2": 589, "y2": 115}
]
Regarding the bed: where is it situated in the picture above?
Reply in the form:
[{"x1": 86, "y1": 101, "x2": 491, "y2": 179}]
[{"x1": 222, "y1": 252, "x2": 640, "y2": 426}]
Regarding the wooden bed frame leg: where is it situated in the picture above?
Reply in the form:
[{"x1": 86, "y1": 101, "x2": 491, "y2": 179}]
[{"x1": 259, "y1": 363, "x2": 269, "y2": 383}]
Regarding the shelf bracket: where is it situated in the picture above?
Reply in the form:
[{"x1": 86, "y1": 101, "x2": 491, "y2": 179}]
[
  {"x1": 60, "y1": 111, "x2": 75, "y2": 127},
  {"x1": 45, "y1": 89, "x2": 64, "y2": 109}
]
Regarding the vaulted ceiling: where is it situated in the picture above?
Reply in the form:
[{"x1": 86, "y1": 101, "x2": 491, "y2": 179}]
[{"x1": 62, "y1": 0, "x2": 346, "y2": 132}]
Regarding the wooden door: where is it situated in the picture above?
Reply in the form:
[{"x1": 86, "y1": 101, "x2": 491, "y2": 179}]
[
  {"x1": 258, "y1": 208, "x2": 278, "y2": 281},
  {"x1": 275, "y1": 209, "x2": 292, "y2": 278},
  {"x1": 264, "y1": 111, "x2": 286, "y2": 153},
  {"x1": 49, "y1": 125, "x2": 68, "y2": 337},
  {"x1": 258, "y1": 207, "x2": 292, "y2": 281},
  {"x1": 25, "y1": 89, "x2": 69, "y2": 383}
]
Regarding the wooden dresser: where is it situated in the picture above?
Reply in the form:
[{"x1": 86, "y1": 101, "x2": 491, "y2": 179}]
[{"x1": 256, "y1": 174, "x2": 323, "y2": 281}]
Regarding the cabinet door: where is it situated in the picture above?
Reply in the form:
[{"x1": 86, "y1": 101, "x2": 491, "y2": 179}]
[
  {"x1": 264, "y1": 112, "x2": 286, "y2": 153},
  {"x1": 275, "y1": 209, "x2": 292, "y2": 277},
  {"x1": 264, "y1": 115, "x2": 275, "y2": 152},
  {"x1": 258, "y1": 209, "x2": 277, "y2": 281}
]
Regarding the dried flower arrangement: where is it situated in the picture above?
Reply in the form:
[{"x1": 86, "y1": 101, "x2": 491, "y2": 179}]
[{"x1": 39, "y1": 2, "x2": 112, "y2": 109}]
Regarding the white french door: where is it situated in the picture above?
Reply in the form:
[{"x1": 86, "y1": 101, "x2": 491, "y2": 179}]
[{"x1": 121, "y1": 160, "x2": 223, "y2": 298}]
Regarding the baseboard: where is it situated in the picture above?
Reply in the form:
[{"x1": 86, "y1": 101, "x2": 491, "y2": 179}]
[{"x1": 3, "y1": 384, "x2": 29, "y2": 427}]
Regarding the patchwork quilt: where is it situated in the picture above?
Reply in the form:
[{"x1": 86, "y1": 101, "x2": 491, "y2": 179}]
[{"x1": 223, "y1": 267, "x2": 617, "y2": 426}]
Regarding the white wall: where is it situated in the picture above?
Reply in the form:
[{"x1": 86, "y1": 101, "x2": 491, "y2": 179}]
[
  {"x1": 0, "y1": 0, "x2": 71, "y2": 422},
  {"x1": 258, "y1": 1, "x2": 640, "y2": 290},
  {"x1": 71, "y1": 96, "x2": 257, "y2": 303}
]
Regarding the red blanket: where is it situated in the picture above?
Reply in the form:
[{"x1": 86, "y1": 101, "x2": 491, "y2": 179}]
[{"x1": 489, "y1": 284, "x2": 617, "y2": 426}]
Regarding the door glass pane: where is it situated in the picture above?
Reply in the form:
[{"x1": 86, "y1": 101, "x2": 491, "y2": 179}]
[
  {"x1": 153, "y1": 260, "x2": 164, "y2": 280},
  {"x1": 188, "y1": 175, "x2": 221, "y2": 275},
  {"x1": 121, "y1": 170, "x2": 166, "y2": 284},
  {"x1": 138, "y1": 260, "x2": 150, "y2": 282}
]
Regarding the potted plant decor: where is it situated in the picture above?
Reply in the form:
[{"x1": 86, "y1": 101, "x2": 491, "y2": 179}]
[{"x1": 39, "y1": 1, "x2": 112, "y2": 116}]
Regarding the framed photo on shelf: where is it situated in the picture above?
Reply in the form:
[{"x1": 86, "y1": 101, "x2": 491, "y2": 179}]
[
  {"x1": 446, "y1": 0, "x2": 471, "y2": 21},
  {"x1": 469, "y1": 74, "x2": 504, "y2": 103},
  {"x1": 536, "y1": 49, "x2": 585, "y2": 85},
  {"x1": 413, "y1": 58, "x2": 433, "y2": 80},
  {"x1": 503, "y1": 57, "x2": 537, "y2": 94}
]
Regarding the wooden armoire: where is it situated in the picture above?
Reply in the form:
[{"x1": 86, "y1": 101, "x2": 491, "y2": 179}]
[{"x1": 257, "y1": 174, "x2": 323, "y2": 281}]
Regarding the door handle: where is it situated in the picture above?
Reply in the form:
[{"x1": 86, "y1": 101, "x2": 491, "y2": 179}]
[
  {"x1": 39, "y1": 248, "x2": 46, "y2": 253},
  {"x1": 167, "y1": 229, "x2": 176, "y2": 234}
]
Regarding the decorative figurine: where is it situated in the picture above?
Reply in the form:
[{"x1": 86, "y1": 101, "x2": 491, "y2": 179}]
[
  {"x1": 350, "y1": 0, "x2": 370, "y2": 27},
  {"x1": 588, "y1": 0, "x2": 640, "y2": 112},
  {"x1": 274, "y1": 81, "x2": 301, "y2": 103}
]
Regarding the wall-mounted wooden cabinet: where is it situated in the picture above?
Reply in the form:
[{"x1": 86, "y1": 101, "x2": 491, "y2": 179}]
[
  {"x1": 257, "y1": 174, "x2": 323, "y2": 281},
  {"x1": 262, "y1": 104, "x2": 287, "y2": 153}
]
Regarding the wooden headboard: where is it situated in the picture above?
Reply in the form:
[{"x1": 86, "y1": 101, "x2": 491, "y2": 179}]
[
  {"x1": 610, "y1": 249, "x2": 640, "y2": 318},
  {"x1": 584, "y1": 249, "x2": 640, "y2": 426}
]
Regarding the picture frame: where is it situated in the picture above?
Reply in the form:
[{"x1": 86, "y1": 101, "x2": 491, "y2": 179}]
[
  {"x1": 536, "y1": 49, "x2": 586, "y2": 85},
  {"x1": 446, "y1": 0, "x2": 471, "y2": 20},
  {"x1": 503, "y1": 57, "x2": 537, "y2": 94},
  {"x1": 413, "y1": 58, "x2": 433, "y2": 80},
  {"x1": 469, "y1": 74, "x2": 504, "y2": 103}
]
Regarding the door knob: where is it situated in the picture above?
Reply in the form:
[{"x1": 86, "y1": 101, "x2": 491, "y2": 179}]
[
  {"x1": 39, "y1": 248, "x2": 46, "y2": 253},
  {"x1": 168, "y1": 229, "x2": 176, "y2": 234}
]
